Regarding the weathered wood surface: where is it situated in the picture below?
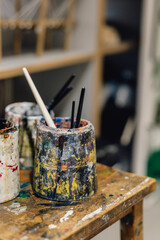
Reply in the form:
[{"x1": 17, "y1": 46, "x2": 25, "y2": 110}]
[{"x1": 0, "y1": 164, "x2": 156, "y2": 240}]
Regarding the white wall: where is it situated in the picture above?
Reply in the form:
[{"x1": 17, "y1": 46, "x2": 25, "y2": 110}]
[{"x1": 132, "y1": 0, "x2": 157, "y2": 175}]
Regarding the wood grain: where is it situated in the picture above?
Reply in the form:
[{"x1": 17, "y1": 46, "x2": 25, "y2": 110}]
[{"x1": 0, "y1": 164, "x2": 156, "y2": 240}]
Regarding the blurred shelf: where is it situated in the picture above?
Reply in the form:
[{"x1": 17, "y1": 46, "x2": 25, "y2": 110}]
[
  {"x1": 1, "y1": 19, "x2": 73, "y2": 28},
  {"x1": 0, "y1": 49, "x2": 95, "y2": 79},
  {"x1": 0, "y1": 40, "x2": 135, "y2": 80},
  {"x1": 102, "y1": 41, "x2": 135, "y2": 56}
]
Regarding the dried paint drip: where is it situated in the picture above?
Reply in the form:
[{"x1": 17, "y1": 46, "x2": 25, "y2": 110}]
[
  {"x1": 33, "y1": 117, "x2": 97, "y2": 201},
  {"x1": 5, "y1": 102, "x2": 54, "y2": 169},
  {"x1": 0, "y1": 119, "x2": 20, "y2": 203}
]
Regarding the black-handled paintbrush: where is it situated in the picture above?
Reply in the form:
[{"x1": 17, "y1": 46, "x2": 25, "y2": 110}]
[
  {"x1": 48, "y1": 74, "x2": 75, "y2": 112},
  {"x1": 75, "y1": 88, "x2": 85, "y2": 128},
  {"x1": 70, "y1": 101, "x2": 75, "y2": 129},
  {"x1": 50, "y1": 87, "x2": 73, "y2": 109}
]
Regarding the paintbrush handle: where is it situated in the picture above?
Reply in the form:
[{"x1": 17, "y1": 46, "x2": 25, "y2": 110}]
[
  {"x1": 47, "y1": 99, "x2": 55, "y2": 112},
  {"x1": 23, "y1": 67, "x2": 56, "y2": 129},
  {"x1": 48, "y1": 74, "x2": 75, "y2": 112},
  {"x1": 71, "y1": 101, "x2": 75, "y2": 129},
  {"x1": 75, "y1": 88, "x2": 85, "y2": 128},
  {"x1": 48, "y1": 87, "x2": 73, "y2": 111}
]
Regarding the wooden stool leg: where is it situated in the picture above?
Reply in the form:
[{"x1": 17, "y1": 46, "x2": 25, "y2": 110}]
[{"x1": 121, "y1": 201, "x2": 143, "y2": 240}]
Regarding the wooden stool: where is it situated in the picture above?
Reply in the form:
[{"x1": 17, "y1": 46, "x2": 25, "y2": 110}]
[{"x1": 0, "y1": 164, "x2": 156, "y2": 240}]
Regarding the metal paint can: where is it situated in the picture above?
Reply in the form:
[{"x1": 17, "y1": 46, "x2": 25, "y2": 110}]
[
  {"x1": 0, "y1": 119, "x2": 20, "y2": 203},
  {"x1": 33, "y1": 117, "x2": 97, "y2": 201},
  {"x1": 5, "y1": 102, "x2": 53, "y2": 169}
]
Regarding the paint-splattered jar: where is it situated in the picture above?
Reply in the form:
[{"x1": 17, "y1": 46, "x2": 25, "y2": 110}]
[
  {"x1": 5, "y1": 102, "x2": 53, "y2": 169},
  {"x1": 0, "y1": 119, "x2": 19, "y2": 203},
  {"x1": 33, "y1": 117, "x2": 97, "y2": 201}
]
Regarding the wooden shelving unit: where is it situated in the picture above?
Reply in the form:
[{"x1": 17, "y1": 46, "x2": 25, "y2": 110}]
[
  {"x1": 0, "y1": 50, "x2": 95, "y2": 79},
  {"x1": 0, "y1": 0, "x2": 135, "y2": 137},
  {"x1": 0, "y1": 0, "x2": 76, "y2": 58},
  {"x1": 0, "y1": 41, "x2": 134, "y2": 79}
]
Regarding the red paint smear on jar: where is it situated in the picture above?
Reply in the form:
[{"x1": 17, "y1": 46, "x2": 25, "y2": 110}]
[
  {"x1": 12, "y1": 166, "x2": 18, "y2": 172},
  {"x1": 6, "y1": 164, "x2": 16, "y2": 168},
  {"x1": 6, "y1": 164, "x2": 18, "y2": 172}
]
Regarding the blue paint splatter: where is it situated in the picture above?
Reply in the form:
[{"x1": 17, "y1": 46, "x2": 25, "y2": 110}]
[
  {"x1": 65, "y1": 118, "x2": 70, "y2": 122},
  {"x1": 55, "y1": 118, "x2": 62, "y2": 122},
  {"x1": 18, "y1": 190, "x2": 30, "y2": 199},
  {"x1": 109, "y1": 194, "x2": 114, "y2": 197},
  {"x1": 20, "y1": 182, "x2": 30, "y2": 189}
]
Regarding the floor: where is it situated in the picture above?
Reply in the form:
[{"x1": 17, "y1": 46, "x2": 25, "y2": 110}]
[{"x1": 92, "y1": 185, "x2": 160, "y2": 240}]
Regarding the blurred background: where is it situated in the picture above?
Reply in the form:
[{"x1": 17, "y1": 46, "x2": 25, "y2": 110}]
[{"x1": 0, "y1": 0, "x2": 160, "y2": 239}]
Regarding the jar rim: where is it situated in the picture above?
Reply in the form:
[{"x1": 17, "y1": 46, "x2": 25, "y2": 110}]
[
  {"x1": 5, "y1": 102, "x2": 49, "y2": 120},
  {"x1": 39, "y1": 117, "x2": 93, "y2": 134}
]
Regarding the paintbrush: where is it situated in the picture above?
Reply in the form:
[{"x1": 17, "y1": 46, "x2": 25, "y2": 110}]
[
  {"x1": 75, "y1": 88, "x2": 85, "y2": 128},
  {"x1": 22, "y1": 67, "x2": 56, "y2": 129},
  {"x1": 70, "y1": 101, "x2": 75, "y2": 129},
  {"x1": 49, "y1": 87, "x2": 73, "y2": 110},
  {"x1": 48, "y1": 74, "x2": 75, "y2": 112}
]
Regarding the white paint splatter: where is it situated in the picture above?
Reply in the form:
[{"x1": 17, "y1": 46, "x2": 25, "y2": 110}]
[
  {"x1": 81, "y1": 207, "x2": 102, "y2": 222},
  {"x1": 123, "y1": 202, "x2": 127, "y2": 208},
  {"x1": 7, "y1": 202, "x2": 20, "y2": 208},
  {"x1": 60, "y1": 210, "x2": 73, "y2": 223},
  {"x1": 20, "y1": 236, "x2": 28, "y2": 240},
  {"x1": 10, "y1": 227, "x2": 19, "y2": 232},
  {"x1": 102, "y1": 214, "x2": 109, "y2": 223},
  {"x1": 120, "y1": 188, "x2": 125, "y2": 191},
  {"x1": 74, "y1": 207, "x2": 103, "y2": 229},
  {"x1": 124, "y1": 176, "x2": 129, "y2": 180},
  {"x1": 48, "y1": 224, "x2": 57, "y2": 229},
  {"x1": 3, "y1": 202, "x2": 27, "y2": 215},
  {"x1": 125, "y1": 178, "x2": 150, "y2": 197},
  {"x1": 105, "y1": 198, "x2": 121, "y2": 209}
]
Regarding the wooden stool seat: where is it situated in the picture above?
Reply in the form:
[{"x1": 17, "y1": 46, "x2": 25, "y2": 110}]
[{"x1": 0, "y1": 164, "x2": 156, "y2": 240}]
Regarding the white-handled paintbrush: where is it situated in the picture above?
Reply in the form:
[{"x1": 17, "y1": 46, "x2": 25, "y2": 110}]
[{"x1": 22, "y1": 67, "x2": 56, "y2": 129}]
